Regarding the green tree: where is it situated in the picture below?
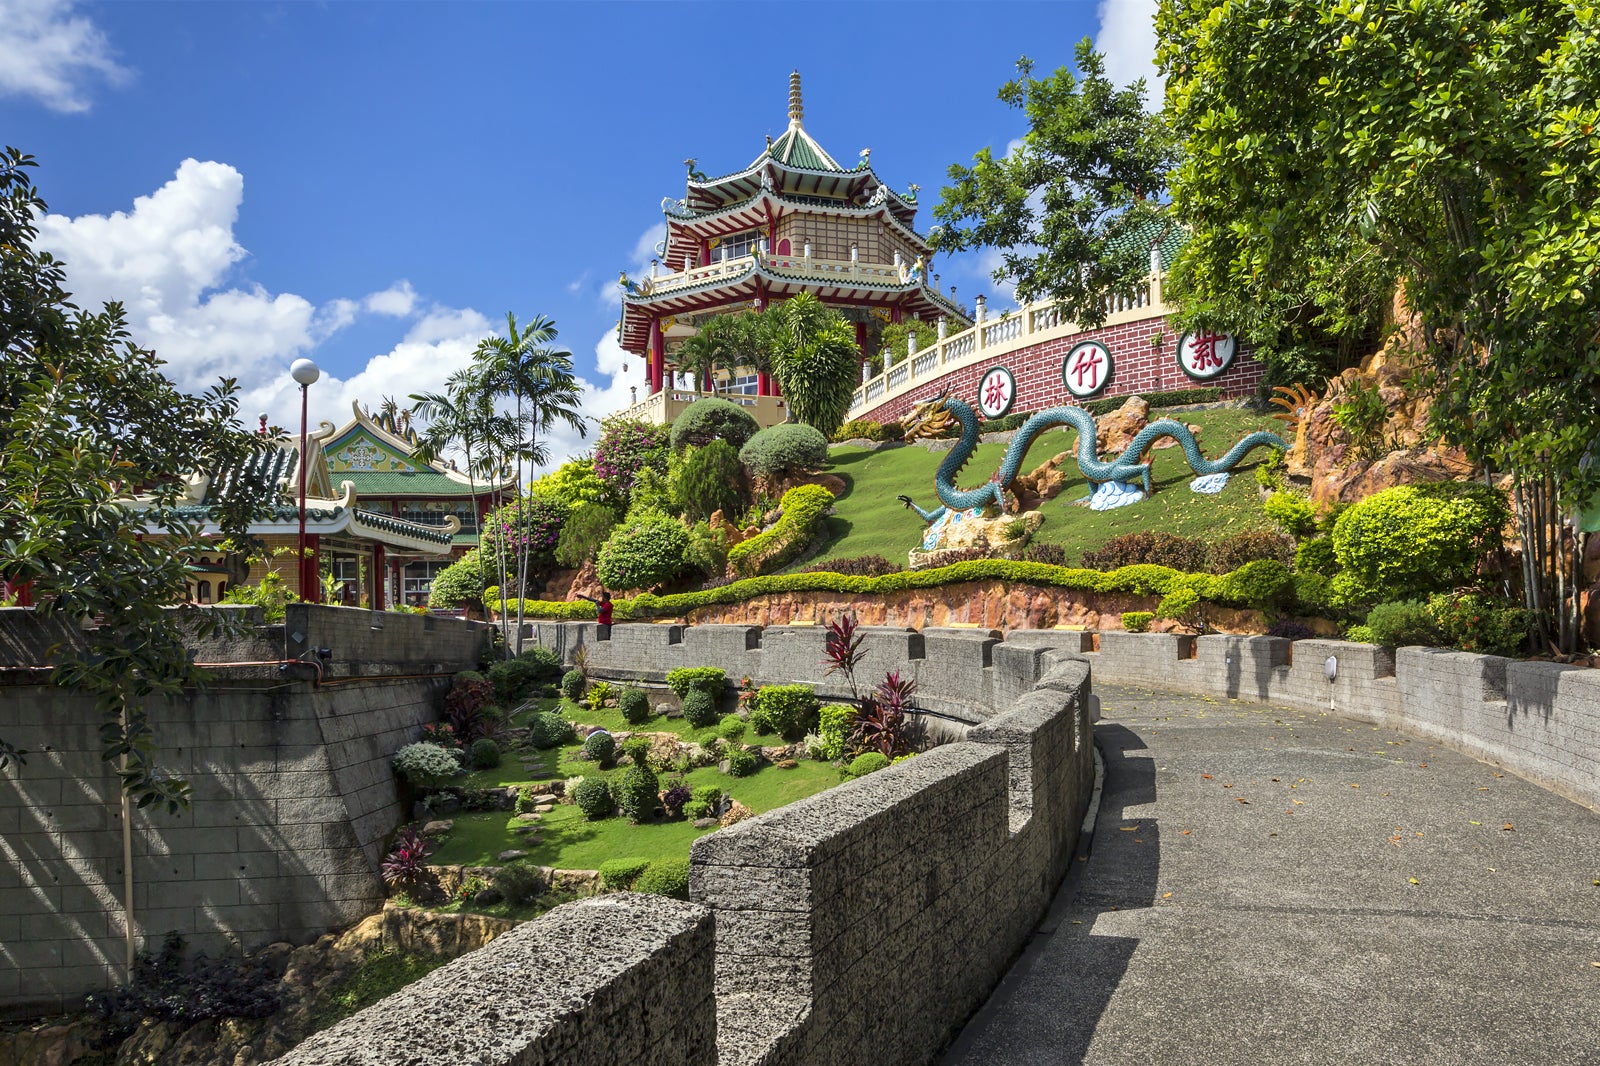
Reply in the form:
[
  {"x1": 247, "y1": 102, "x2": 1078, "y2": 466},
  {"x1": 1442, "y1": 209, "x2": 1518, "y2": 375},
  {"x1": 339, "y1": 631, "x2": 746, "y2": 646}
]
[
  {"x1": 931, "y1": 41, "x2": 1179, "y2": 327},
  {"x1": 1159, "y1": 0, "x2": 1600, "y2": 651},
  {"x1": 475, "y1": 313, "x2": 588, "y2": 652},
  {"x1": 670, "y1": 441, "x2": 746, "y2": 522},
  {"x1": 674, "y1": 311, "x2": 775, "y2": 390},
  {"x1": 768, "y1": 293, "x2": 860, "y2": 437}
]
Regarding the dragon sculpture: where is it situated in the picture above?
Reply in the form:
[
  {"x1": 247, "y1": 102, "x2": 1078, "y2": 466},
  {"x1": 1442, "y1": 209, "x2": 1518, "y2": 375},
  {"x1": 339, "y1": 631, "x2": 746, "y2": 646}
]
[{"x1": 895, "y1": 393, "x2": 1287, "y2": 523}]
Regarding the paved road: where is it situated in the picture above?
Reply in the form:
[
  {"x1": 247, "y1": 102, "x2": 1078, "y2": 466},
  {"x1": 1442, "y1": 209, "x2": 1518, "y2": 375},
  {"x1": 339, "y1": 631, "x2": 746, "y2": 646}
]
[{"x1": 944, "y1": 685, "x2": 1600, "y2": 1065}]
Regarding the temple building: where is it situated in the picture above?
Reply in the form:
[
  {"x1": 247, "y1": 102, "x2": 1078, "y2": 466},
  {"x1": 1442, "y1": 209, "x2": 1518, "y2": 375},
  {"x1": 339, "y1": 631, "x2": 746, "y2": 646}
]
[{"x1": 614, "y1": 71, "x2": 971, "y2": 426}]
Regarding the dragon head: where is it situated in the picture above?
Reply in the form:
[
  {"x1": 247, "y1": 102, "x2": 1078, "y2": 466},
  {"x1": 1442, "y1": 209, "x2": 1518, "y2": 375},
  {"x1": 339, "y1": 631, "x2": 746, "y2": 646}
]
[{"x1": 900, "y1": 392, "x2": 956, "y2": 442}]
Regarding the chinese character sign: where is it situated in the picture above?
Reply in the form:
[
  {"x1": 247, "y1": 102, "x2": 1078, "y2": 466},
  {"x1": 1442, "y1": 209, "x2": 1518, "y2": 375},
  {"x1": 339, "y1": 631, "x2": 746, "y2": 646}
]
[
  {"x1": 1062, "y1": 341, "x2": 1113, "y2": 398},
  {"x1": 977, "y1": 366, "x2": 1016, "y2": 419},
  {"x1": 1177, "y1": 331, "x2": 1237, "y2": 380}
]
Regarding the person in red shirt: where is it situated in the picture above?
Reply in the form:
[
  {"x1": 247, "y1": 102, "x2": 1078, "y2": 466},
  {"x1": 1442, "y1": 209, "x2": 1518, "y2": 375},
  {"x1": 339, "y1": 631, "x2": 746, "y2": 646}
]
[{"x1": 576, "y1": 590, "x2": 613, "y2": 629}]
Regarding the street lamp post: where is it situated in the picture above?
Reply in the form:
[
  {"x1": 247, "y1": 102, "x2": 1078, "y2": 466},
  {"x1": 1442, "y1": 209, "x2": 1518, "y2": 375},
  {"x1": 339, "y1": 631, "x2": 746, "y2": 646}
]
[{"x1": 290, "y1": 358, "x2": 321, "y2": 603}]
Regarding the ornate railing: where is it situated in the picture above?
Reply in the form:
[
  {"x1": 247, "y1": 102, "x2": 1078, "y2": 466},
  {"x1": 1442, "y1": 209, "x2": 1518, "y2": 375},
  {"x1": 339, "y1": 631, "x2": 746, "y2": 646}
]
[{"x1": 847, "y1": 275, "x2": 1169, "y2": 418}]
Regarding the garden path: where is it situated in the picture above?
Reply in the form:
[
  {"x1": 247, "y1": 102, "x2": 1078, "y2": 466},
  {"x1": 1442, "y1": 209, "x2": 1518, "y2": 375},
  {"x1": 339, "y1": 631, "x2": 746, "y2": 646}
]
[{"x1": 943, "y1": 684, "x2": 1600, "y2": 1064}]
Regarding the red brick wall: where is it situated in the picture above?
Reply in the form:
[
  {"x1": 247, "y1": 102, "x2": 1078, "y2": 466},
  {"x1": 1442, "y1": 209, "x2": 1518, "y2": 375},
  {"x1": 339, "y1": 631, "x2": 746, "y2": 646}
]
[{"x1": 857, "y1": 314, "x2": 1265, "y2": 424}]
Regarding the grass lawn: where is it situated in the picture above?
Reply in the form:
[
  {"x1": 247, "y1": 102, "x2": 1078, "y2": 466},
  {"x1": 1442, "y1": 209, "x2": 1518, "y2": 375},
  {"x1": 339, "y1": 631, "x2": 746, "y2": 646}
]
[
  {"x1": 428, "y1": 699, "x2": 839, "y2": 870},
  {"x1": 805, "y1": 406, "x2": 1285, "y2": 568}
]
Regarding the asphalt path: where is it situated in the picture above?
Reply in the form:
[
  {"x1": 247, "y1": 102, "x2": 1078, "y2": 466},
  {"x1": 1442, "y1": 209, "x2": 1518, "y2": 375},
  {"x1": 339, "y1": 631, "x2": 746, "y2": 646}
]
[{"x1": 943, "y1": 685, "x2": 1600, "y2": 1065}]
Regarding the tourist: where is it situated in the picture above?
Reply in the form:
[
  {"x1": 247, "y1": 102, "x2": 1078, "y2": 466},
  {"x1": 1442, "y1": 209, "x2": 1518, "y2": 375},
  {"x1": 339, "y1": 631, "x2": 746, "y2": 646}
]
[{"x1": 575, "y1": 589, "x2": 613, "y2": 632}]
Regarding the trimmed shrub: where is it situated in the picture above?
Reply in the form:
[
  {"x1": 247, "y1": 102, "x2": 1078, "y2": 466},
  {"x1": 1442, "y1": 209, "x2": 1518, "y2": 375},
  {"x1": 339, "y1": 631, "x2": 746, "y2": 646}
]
[
  {"x1": 1213, "y1": 559, "x2": 1296, "y2": 612},
  {"x1": 681, "y1": 688, "x2": 719, "y2": 729},
  {"x1": 666, "y1": 666, "x2": 726, "y2": 700},
  {"x1": 1345, "y1": 624, "x2": 1377, "y2": 643},
  {"x1": 725, "y1": 748, "x2": 759, "y2": 777},
  {"x1": 555, "y1": 502, "x2": 620, "y2": 570},
  {"x1": 692, "y1": 784, "x2": 724, "y2": 806},
  {"x1": 1362, "y1": 600, "x2": 1442, "y2": 647},
  {"x1": 469, "y1": 738, "x2": 501, "y2": 770},
  {"x1": 573, "y1": 776, "x2": 614, "y2": 820},
  {"x1": 1122, "y1": 611, "x2": 1155, "y2": 632},
  {"x1": 739, "y1": 423, "x2": 830, "y2": 478},
  {"x1": 391, "y1": 743, "x2": 461, "y2": 791},
  {"x1": 528, "y1": 712, "x2": 574, "y2": 749},
  {"x1": 670, "y1": 398, "x2": 761, "y2": 452},
  {"x1": 1018, "y1": 542, "x2": 1068, "y2": 566},
  {"x1": 1207, "y1": 529, "x2": 1296, "y2": 573},
  {"x1": 843, "y1": 751, "x2": 890, "y2": 780},
  {"x1": 815, "y1": 703, "x2": 855, "y2": 761},
  {"x1": 716, "y1": 715, "x2": 747, "y2": 743},
  {"x1": 618, "y1": 686, "x2": 651, "y2": 725},
  {"x1": 831, "y1": 418, "x2": 903, "y2": 443},
  {"x1": 632, "y1": 857, "x2": 691, "y2": 900},
  {"x1": 487, "y1": 658, "x2": 541, "y2": 706},
  {"x1": 492, "y1": 862, "x2": 545, "y2": 906},
  {"x1": 427, "y1": 548, "x2": 486, "y2": 609},
  {"x1": 727, "y1": 484, "x2": 835, "y2": 579},
  {"x1": 683, "y1": 800, "x2": 712, "y2": 820},
  {"x1": 1294, "y1": 536, "x2": 1339, "y2": 576},
  {"x1": 596, "y1": 510, "x2": 692, "y2": 591},
  {"x1": 1081, "y1": 532, "x2": 1209, "y2": 573},
  {"x1": 560, "y1": 669, "x2": 586, "y2": 702},
  {"x1": 598, "y1": 857, "x2": 652, "y2": 891},
  {"x1": 1294, "y1": 571, "x2": 1333, "y2": 613},
  {"x1": 583, "y1": 730, "x2": 615, "y2": 764},
  {"x1": 752, "y1": 684, "x2": 820, "y2": 741},
  {"x1": 621, "y1": 735, "x2": 652, "y2": 768},
  {"x1": 672, "y1": 440, "x2": 746, "y2": 522},
  {"x1": 617, "y1": 764, "x2": 659, "y2": 822},
  {"x1": 800, "y1": 554, "x2": 899, "y2": 577},
  {"x1": 1331, "y1": 482, "x2": 1509, "y2": 606},
  {"x1": 1263, "y1": 491, "x2": 1319, "y2": 539}
]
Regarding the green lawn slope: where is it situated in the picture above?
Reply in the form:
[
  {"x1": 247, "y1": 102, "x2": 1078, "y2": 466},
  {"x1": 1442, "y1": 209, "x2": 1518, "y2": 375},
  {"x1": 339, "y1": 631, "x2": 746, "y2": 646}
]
[{"x1": 804, "y1": 406, "x2": 1285, "y2": 569}]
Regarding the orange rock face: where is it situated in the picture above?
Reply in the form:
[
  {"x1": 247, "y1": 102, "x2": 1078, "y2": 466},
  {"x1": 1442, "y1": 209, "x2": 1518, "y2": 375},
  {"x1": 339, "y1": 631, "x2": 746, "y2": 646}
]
[{"x1": 1096, "y1": 396, "x2": 1150, "y2": 455}]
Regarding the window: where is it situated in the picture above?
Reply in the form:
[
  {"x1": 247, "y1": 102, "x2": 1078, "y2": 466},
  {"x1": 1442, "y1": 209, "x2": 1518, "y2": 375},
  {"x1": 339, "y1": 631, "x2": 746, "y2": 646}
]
[
  {"x1": 716, "y1": 230, "x2": 759, "y2": 260},
  {"x1": 403, "y1": 560, "x2": 451, "y2": 606},
  {"x1": 724, "y1": 374, "x2": 758, "y2": 396},
  {"x1": 389, "y1": 500, "x2": 478, "y2": 533},
  {"x1": 197, "y1": 580, "x2": 211, "y2": 604}
]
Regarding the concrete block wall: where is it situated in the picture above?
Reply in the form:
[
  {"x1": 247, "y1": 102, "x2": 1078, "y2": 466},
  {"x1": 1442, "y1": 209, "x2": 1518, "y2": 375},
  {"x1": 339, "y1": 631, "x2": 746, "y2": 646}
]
[
  {"x1": 1, "y1": 665, "x2": 450, "y2": 1014},
  {"x1": 278, "y1": 895, "x2": 717, "y2": 1066},
  {"x1": 1070, "y1": 631, "x2": 1597, "y2": 812}
]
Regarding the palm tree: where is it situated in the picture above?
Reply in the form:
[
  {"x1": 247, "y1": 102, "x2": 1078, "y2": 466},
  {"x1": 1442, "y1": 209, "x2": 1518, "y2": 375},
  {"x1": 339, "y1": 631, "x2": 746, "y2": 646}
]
[
  {"x1": 475, "y1": 313, "x2": 588, "y2": 652},
  {"x1": 676, "y1": 310, "x2": 778, "y2": 394},
  {"x1": 410, "y1": 367, "x2": 516, "y2": 641}
]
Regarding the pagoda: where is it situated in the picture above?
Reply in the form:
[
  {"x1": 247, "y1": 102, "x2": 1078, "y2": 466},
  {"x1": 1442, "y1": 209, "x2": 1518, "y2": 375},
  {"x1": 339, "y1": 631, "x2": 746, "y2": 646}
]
[{"x1": 617, "y1": 71, "x2": 970, "y2": 418}]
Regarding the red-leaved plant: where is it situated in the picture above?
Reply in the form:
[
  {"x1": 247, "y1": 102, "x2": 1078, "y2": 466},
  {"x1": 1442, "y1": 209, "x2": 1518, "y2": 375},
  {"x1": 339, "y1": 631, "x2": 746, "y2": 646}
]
[
  {"x1": 854, "y1": 670, "x2": 917, "y2": 759},
  {"x1": 823, "y1": 613, "x2": 867, "y2": 700},
  {"x1": 381, "y1": 827, "x2": 433, "y2": 894}
]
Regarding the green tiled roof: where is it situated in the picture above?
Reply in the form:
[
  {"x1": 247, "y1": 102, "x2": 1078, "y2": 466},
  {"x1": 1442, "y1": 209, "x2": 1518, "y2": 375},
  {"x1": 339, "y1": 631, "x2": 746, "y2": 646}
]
[
  {"x1": 337, "y1": 470, "x2": 483, "y2": 497},
  {"x1": 1102, "y1": 216, "x2": 1188, "y2": 271},
  {"x1": 767, "y1": 126, "x2": 842, "y2": 172}
]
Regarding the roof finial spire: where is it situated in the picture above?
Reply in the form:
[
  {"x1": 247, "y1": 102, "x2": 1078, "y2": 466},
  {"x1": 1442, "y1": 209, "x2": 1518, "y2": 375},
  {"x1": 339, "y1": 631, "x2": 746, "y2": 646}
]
[{"x1": 788, "y1": 69, "x2": 803, "y2": 127}]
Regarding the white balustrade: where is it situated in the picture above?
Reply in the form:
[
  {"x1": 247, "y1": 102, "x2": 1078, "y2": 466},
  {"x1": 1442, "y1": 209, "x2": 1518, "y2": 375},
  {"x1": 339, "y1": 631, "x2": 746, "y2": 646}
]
[
  {"x1": 887, "y1": 364, "x2": 909, "y2": 388},
  {"x1": 912, "y1": 350, "x2": 938, "y2": 376}
]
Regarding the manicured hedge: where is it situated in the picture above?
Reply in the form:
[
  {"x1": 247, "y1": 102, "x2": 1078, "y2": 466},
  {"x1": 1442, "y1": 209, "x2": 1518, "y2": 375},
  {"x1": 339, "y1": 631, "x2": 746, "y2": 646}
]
[
  {"x1": 727, "y1": 484, "x2": 835, "y2": 578},
  {"x1": 504, "y1": 557, "x2": 1303, "y2": 621}
]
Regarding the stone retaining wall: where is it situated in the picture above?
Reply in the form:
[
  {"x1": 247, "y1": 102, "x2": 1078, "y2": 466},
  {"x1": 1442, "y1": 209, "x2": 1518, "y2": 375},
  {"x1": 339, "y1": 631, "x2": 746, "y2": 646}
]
[{"x1": 0, "y1": 607, "x2": 491, "y2": 1016}]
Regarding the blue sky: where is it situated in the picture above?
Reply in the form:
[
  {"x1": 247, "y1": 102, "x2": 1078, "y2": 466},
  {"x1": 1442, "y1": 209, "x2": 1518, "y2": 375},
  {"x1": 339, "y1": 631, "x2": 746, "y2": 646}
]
[{"x1": 2, "y1": 0, "x2": 1160, "y2": 470}]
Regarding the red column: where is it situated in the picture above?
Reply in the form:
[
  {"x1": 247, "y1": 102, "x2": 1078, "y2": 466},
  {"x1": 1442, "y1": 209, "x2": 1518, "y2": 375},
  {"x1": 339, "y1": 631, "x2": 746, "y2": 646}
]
[
  {"x1": 756, "y1": 371, "x2": 771, "y2": 396},
  {"x1": 702, "y1": 368, "x2": 714, "y2": 392},
  {"x1": 304, "y1": 534, "x2": 322, "y2": 604},
  {"x1": 648, "y1": 318, "x2": 664, "y2": 394},
  {"x1": 891, "y1": 305, "x2": 903, "y2": 324},
  {"x1": 854, "y1": 321, "x2": 870, "y2": 366},
  {"x1": 372, "y1": 544, "x2": 386, "y2": 610}
]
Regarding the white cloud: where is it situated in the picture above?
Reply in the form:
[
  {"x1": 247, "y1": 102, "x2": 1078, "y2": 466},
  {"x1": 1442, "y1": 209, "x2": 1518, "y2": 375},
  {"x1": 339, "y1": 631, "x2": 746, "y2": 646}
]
[
  {"x1": 32, "y1": 157, "x2": 495, "y2": 439},
  {"x1": 0, "y1": 0, "x2": 130, "y2": 112},
  {"x1": 527, "y1": 330, "x2": 641, "y2": 475},
  {"x1": 1096, "y1": 0, "x2": 1163, "y2": 106}
]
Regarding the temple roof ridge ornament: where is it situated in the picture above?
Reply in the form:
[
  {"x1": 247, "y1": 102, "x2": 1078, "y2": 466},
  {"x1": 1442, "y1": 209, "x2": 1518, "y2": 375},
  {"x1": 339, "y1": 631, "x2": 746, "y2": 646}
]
[{"x1": 789, "y1": 69, "x2": 804, "y2": 126}]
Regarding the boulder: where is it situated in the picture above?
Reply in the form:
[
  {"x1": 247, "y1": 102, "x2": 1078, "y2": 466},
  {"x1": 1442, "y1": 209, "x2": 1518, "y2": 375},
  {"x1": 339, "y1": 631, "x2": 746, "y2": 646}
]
[{"x1": 1096, "y1": 396, "x2": 1150, "y2": 455}]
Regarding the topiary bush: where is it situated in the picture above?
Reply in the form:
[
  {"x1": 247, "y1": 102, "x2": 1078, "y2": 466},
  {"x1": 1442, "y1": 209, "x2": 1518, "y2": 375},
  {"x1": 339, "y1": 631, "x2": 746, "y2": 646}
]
[
  {"x1": 843, "y1": 751, "x2": 890, "y2": 780},
  {"x1": 1212, "y1": 559, "x2": 1296, "y2": 612},
  {"x1": 560, "y1": 669, "x2": 586, "y2": 702},
  {"x1": 598, "y1": 857, "x2": 651, "y2": 891},
  {"x1": 815, "y1": 703, "x2": 855, "y2": 761},
  {"x1": 596, "y1": 510, "x2": 692, "y2": 591},
  {"x1": 632, "y1": 857, "x2": 690, "y2": 900},
  {"x1": 727, "y1": 483, "x2": 835, "y2": 579},
  {"x1": 670, "y1": 398, "x2": 761, "y2": 452},
  {"x1": 391, "y1": 743, "x2": 462, "y2": 791},
  {"x1": 1427, "y1": 591, "x2": 1530, "y2": 657},
  {"x1": 739, "y1": 422, "x2": 831, "y2": 479},
  {"x1": 618, "y1": 686, "x2": 651, "y2": 725},
  {"x1": 725, "y1": 748, "x2": 759, "y2": 777},
  {"x1": 617, "y1": 764, "x2": 660, "y2": 823},
  {"x1": 469, "y1": 738, "x2": 501, "y2": 770},
  {"x1": 681, "y1": 688, "x2": 719, "y2": 729},
  {"x1": 666, "y1": 666, "x2": 726, "y2": 700},
  {"x1": 1331, "y1": 482, "x2": 1509, "y2": 607},
  {"x1": 752, "y1": 684, "x2": 820, "y2": 741},
  {"x1": 527, "y1": 712, "x2": 574, "y2": 750},
  {"x1": 716, "y1": 715, "x2": 747, "y2": 743},
  {"x1": 1361, "y1": 600, "x2": 1442, "y2": 647},
  {"x1": 1122, "y1": 611, "x2": 1155, "y2": 632},
  {"x1": 583, "y1": 729, "x2": 615, "y2": 765},
  {"x1": 671, "y1": 440, "x2": 747, "y2": 522},
  {"x1": 621, "y1": 735, "x2": 652, "y2": 768},
  {"x1": 1263, "y1": 491, "x2": 1319, "y2": 539},
  {"x1": 1294, "y1": 536, "x2": 1339, "y2": 576},
  {"x1": 572, "y1": 776, "x2": 614, "y2": 820}
]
